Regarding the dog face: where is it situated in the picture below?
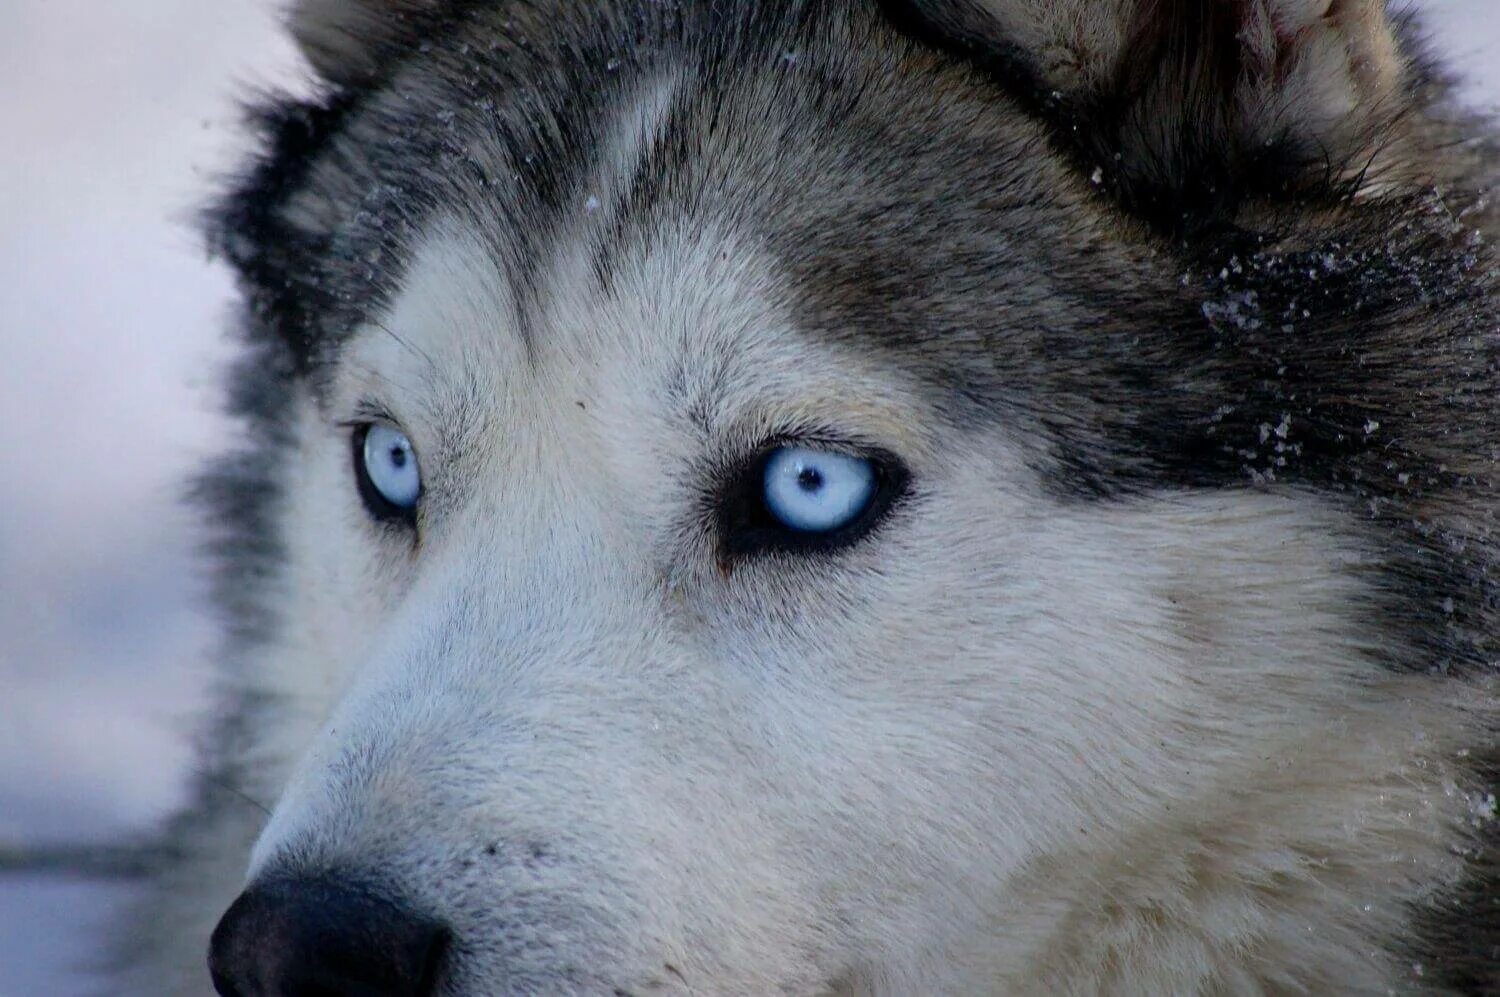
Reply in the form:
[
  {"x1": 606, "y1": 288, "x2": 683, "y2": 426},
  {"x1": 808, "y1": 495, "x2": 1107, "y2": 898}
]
[{"x1": 203, "y1": 1, "x2": 1498, "y2": 993}]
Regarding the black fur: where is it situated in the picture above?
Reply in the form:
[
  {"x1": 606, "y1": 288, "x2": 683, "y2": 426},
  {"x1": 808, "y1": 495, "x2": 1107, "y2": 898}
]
[
  {"x1": 210, "y1": 93, "x2": 360, "y2": 370},
  {"x1": 879, "y1": 0, "x2": 1424, "y2": 236}
]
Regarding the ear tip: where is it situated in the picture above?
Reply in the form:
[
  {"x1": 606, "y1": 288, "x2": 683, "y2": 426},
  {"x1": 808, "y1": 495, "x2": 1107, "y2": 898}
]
[
  {"x1": 890, "y1": 0, "x2": 1418, "y2": 226},
  {"x1": 286, "y1": 0, "x2": 441, "y2": 88}
]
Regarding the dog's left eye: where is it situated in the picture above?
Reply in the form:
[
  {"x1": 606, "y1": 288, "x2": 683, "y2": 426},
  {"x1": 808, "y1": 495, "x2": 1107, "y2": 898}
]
[
  {"x1": 762, "y1": 447, "x2": 876, "y2": 533},
  {"x1": 353, "y1": 423, "x2": 422, "y2": 524},
  {"x1": 719, "y1": 442, "x2": 906, "y2": 557}
]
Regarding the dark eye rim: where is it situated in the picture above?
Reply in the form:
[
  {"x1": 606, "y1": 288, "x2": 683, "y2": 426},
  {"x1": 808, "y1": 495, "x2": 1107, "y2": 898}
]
[
  {"x1": 714, "y1": 438, "x2": 910, "y2": 559},
  {"x1": 350, "y1": 422, "x2": 422, "y2": 528}
]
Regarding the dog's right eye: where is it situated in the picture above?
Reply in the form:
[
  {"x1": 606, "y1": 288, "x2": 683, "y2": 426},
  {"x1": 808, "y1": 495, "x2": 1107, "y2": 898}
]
[{"x1": 352, "y1": 423, "x2": 422, "y2": 524}]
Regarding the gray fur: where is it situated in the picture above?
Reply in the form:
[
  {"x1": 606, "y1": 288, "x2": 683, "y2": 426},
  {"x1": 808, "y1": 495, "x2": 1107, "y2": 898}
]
[{"x1": 116, "y1": 0, "x2": 1499, "y2": 992}]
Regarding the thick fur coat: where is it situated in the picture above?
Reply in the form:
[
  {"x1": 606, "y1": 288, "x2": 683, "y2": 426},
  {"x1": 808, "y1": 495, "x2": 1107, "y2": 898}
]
[{"x1": 119, "y1": 1, "x2": 1499, "y2": 992}]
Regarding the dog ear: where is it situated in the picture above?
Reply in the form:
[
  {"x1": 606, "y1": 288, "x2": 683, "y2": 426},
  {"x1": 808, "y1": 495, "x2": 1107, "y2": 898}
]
[
  {"x1": 289, "y1": 0, "x2": 452, "y2": 88},
  {"x1": 888, "y1": 0, "x2": 1408, "y2": 225}
]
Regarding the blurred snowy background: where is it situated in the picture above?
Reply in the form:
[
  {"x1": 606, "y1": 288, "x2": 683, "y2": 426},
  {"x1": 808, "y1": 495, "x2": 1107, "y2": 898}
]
[
  {"x1": 0, "y1": 1, "x2": 1494, "y2": 993},
  {"x1": 0, "y1": 2, "x2": 308, "y2": 992}
]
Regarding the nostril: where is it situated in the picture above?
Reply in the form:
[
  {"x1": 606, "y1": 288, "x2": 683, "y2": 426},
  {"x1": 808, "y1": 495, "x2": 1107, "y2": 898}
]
[{"x1": 208, "y1": 872, "x2": 451, "y2": 996}]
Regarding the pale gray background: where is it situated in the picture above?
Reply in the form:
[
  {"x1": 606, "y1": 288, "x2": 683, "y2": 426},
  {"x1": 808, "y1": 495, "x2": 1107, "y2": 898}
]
[{"x1": 0, "y1": 2, "x2": 1494, "y2": 993}]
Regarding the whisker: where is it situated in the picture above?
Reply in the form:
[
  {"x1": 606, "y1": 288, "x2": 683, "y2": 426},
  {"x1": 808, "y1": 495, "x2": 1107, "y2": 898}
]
[
  {"x1": 194, "y1": 768, "x2": 274, "y2": 818},
  {"x1": 370, "y1": 318, "x2": 437, "y2": 370}
]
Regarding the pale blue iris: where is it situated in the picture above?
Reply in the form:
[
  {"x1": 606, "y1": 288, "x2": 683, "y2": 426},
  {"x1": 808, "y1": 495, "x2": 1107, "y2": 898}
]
[
  {"x1": 762, "y1": 446, "x2": 876, "y2": 533},
  {"x1": 363, "y1": 424, "x2": 421, "y2": 509}
]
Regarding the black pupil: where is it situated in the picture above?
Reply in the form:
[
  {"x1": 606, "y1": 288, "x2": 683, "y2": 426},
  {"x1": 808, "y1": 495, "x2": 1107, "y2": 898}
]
[
  {"x1": 797, "y1": 466, "x2": 823, "y2": 492},
  {"x1": 388, "y1": 445, "x2": 407, "y2": 469}
]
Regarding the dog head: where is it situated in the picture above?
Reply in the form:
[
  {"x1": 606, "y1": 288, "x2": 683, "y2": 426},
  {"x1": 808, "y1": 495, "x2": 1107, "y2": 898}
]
[{"x1": 203, "y1": 1, "x2": 1497, "y2": 992}]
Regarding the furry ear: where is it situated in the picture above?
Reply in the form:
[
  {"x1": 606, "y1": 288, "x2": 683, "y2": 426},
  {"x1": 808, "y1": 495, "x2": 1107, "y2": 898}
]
[
  {"x1": 890, "y1": 0, "x2": 1409, "y2": 225},
  {"x1": 289, "y1": 0, "x2": 453, "y2": 88}
]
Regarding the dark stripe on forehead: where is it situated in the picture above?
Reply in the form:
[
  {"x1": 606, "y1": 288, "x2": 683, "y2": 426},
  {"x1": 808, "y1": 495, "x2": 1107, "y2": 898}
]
[
  {"x1": 589, "y1": 84, "x2": 689, "y2": 295},
  {"x1": 216, "y1": 1, "x2": 764, "y2": 376}
]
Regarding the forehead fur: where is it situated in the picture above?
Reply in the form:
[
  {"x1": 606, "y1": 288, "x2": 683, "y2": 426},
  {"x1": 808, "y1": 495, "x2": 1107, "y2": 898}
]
[{"x1": 215, "y1": 0, "x2": 1499, "y2": 669}]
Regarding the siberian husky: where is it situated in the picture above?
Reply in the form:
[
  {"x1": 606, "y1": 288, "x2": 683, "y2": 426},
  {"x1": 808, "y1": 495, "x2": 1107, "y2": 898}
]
[{"x1": 120, "y1": 0, "x2": 1500, "y2": 992}]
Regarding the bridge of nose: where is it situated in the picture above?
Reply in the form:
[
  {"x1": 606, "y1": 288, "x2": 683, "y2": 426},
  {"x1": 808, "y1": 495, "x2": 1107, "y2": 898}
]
[{"x1": 242, "y1": 495, "x2": 683, "y2": 879}]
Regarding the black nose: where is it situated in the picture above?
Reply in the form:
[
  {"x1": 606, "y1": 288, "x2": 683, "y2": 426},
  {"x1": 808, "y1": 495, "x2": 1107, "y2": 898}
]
[{"x1": 208, "y1": 873, "x2": 450, "y2": 996}]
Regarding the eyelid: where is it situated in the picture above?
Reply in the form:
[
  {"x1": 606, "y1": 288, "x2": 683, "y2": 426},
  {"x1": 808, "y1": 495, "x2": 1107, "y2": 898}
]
[
  {"x1": 738, "y1": 426, "x2": 885, "y2": 465},
  {"x1": 338, "y1": 399, "x2": 401, "y2": 430}
]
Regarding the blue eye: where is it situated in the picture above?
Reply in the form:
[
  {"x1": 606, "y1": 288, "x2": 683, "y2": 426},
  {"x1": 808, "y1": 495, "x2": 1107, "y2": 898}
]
[
  {"x1": 716, "y1": 440, "x2": 906, "y2": 557},
  {"x1": 355, "y1": 423, "x2": 421, "y2": 521},
  {"x1": 761, "y1": 446, "x2": 878, "y2": 533}
]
